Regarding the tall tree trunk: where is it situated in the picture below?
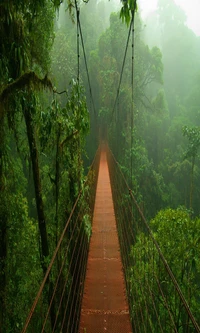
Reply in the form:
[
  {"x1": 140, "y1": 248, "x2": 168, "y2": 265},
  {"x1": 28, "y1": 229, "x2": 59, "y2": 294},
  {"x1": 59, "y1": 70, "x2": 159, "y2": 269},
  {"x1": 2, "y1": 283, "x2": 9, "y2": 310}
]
[
  {"x1": 190, "y1": 156, "x2": 195, "y2": 210},
  {"x1": 0, "y1": 118, "x2": 7, "y2": 333},
  {"x1": 55, "y1": 125, "x2": 61, "y2": 246},
  {"x1": 0, "y1": 202, "x2": 7, "y2": 333},
  {"x1": 23, "y1": 102, "x2": 57, "y2": 329},
  {"x1": 23, "y1": 106, "x2": 49, "y2": 270}
]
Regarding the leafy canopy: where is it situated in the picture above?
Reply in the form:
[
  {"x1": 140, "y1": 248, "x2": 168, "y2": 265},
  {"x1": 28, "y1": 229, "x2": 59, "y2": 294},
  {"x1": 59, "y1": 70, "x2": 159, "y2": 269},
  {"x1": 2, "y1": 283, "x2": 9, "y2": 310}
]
[{"x1": 120, "y1": 0, "x2": 138, "y2": 25}]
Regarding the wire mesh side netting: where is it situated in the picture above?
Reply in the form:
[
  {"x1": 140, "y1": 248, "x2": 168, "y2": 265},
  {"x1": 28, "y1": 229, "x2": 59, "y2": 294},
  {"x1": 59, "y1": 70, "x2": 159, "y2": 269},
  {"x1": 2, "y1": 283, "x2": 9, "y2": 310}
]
[
  {"x1": 21, "y1": 146, "x2": 101, "y2": 333},
  {"x1": 107, "y1": 145, "x2": 200, "y2": 333}
]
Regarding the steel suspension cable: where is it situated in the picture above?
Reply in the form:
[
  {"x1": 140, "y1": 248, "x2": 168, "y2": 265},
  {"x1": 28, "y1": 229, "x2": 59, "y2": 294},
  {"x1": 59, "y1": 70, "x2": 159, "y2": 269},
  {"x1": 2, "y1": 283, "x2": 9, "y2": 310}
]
[
  {"x1": 128, "y1": 189, "x2": 200, "y2": 332},
  {"x1": 130, "y1": 10, "x2": 135, "y2": 189},
  {"x1": 59, "y1": 215, "x2": 88, "y2": 332},
  {"x1": 41, "y1": 208, "x2": 83, "y2": 332},
  {"x1": 111, "y1": 16, "x2": 133, "y2": 121},
  {"x1": 110, "y1": 159, "x2": 162, "y2": 332},
  {"x1": 74, "y1": 1, "x2": 97, "y2": 116},
  {"x1": 64, "y1": 232, "x2": 88, "y2": 332},
  {"x1": 107, "y1": 145, "x2": 200, "y2": 333},
  {"x1": 73, "y1": 237, "x2": 89, "y2": 333},
  {"x1": 109, "y1": 153, "x2": 144, "y2": 330},
  {"x1": 79, "y1": 23, "x2": 97, "y2": 115},
  {"x1": 109, "y1": 142, "x2": 181, "y2": 331},
  {"x1": 21, "y1": 192, "x2": 83, "y2": 333},
  {"x1": 76, "y1": 3, "x2": 80, "y2": 84},
  {"x1": 21, "y1": 146, "x2": 101, "y2": 332}
]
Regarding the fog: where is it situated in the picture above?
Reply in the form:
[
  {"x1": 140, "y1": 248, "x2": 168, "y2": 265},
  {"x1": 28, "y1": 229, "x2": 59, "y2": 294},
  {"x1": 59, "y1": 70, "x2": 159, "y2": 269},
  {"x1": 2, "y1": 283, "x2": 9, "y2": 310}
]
[
  {"x1": 138, "y1": 0, "x2": 200, "y2": 36},
  {"x1": 1, "y1": 1, "x2": 200, "y2": 331},
  {"x1": 50, "y1": 0, "x2": 200, "y2": 218}
]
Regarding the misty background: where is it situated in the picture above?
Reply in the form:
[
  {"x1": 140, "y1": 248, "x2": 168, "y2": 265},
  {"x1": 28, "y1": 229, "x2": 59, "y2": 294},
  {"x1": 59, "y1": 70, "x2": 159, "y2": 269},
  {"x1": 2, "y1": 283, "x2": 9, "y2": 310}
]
[
  {"x1": 52, "y1": 0, "x2": 200, "y2": 217},
  {"x1": 1, "y1": 0, "x2": 200, "y2": 330}
]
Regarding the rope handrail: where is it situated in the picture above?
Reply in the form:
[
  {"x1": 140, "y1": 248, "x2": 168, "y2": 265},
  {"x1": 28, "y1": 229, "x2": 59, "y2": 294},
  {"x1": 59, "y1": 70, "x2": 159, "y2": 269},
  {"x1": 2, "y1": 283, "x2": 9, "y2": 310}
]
[
  {"x1": 21, "y1": 145, "x2": 101, "y2": 333},
  {"x1": 21, "y1": 192, "x2": 82, "y2": 333},
  {"x1": 107, "y1": 144, "x2": 200, "y2": 333}
]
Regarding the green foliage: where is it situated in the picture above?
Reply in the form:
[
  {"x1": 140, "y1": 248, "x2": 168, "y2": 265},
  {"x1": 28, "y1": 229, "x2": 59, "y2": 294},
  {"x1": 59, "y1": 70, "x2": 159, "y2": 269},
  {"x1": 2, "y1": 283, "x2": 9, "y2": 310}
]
[
  {"x1": 6, "y1": 194, "x2": 43, "y2": 331},
  {"x1": 0, "y1": 0, "x2": 91, "y2": 331},
  {"x1": 50, "y1": 29, "x2": 76, "y2": 90},
  {"x1": 0, "y1": 140, "x2": 43, "y2": 331},
  {"x1": 95, "y1": 11, "x2": 165, "y2": 216},
  {"x1": 182, "y1": 126, "x2": 200, "y2": 160},
  {"x1": 83, "y1": 214, "x2": 92, "y2": 237},
  {"x1": 127, "y1": 0, "x2": 200, "y2": 216},
  {"x1": 120, "y1": 0, "x2": 138, "y2": 26},
  {"x1": 0, "y1": 1, "x2": 55, "y2": 84},
  {"x1": 182, "y1": 126, "x2": 200, "y2": 209},
  {"x1": 129, "y1": 208, "x2": 200, "y2": 331},
  {"x1": 38, "y1": 81, "x2": 90, "y2": 252},
  {"x1": 1, "y1": 0, "x2": 200, "y2": 330}
]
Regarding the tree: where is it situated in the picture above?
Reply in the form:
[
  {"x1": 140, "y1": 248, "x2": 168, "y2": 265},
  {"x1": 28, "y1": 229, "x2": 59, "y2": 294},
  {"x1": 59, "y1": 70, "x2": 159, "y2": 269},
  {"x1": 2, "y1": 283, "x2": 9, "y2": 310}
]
[
  {"x1": 0, "y1": 1, "x2": 55, "y2": 330},
  {"x1": 129, "y1": 208, "x2": 200, "y2": 332},
  {"x1": 120, "y1": 0, "x2": 137, "y2": 25},
  {"x1": 182, "y1": 126, "x2": 200, "y2": 210}
]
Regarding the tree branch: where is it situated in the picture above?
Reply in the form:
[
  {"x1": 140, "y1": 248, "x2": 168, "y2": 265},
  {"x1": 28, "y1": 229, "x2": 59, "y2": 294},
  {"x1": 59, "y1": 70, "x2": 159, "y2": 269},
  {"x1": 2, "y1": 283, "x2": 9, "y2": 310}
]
[
  {"x1": 53, "y1": 89, "x2": 67, "y2": 95},
  {"x1": 0, "y1": 71, "x2": 53, "y2": 120},
  {"x1": 138, "y1": 95, "x2": 154, "y2": 112},
  {"x1": 0, "y1": 71, "x2": 53, "y2": 103},
  {"x1": 59, "y1": 130, "x2": 79, "y2": 149}
]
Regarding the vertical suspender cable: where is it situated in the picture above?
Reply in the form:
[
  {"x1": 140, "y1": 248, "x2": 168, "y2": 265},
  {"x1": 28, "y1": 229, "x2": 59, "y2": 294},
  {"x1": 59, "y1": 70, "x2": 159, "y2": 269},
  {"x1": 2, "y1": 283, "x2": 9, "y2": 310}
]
[
  {"x1": 76, "y1": 2, "x2": 80, "y2": 84},
  {"x1": 75, "y1": 0, "x2": 81, "y2": 190},
  {"x1": 111, "y1": 22, "x2": 132, "y2": 121},
  {"x1": 130, "y1": 9, "x2": 135, "y2": 189},
  {"x1": 78, "y1": 17, "x2": 97, "y2": 116},
  {"x1": 116, "y1": 91, "x2": 120, "y2": 158}
]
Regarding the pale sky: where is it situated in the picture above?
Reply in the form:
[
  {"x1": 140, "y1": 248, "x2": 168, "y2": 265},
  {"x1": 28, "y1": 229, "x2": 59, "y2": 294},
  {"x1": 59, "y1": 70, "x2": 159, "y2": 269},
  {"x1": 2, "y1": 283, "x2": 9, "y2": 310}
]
[{"x1": 138, "y1": 0, "x2": 200, "y2": 36}]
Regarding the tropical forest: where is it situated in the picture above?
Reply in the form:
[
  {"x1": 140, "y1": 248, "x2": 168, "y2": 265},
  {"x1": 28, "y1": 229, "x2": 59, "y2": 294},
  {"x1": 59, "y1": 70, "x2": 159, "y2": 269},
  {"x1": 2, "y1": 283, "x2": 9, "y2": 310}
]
[{"x1": 0, "y1": 0, "x2": 200, "y2": 332}]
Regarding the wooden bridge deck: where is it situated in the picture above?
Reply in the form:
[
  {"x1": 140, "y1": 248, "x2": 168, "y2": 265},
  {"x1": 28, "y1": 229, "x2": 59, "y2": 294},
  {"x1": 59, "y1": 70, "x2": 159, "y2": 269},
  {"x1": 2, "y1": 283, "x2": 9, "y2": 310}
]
[{"x1": 79, "y1": 148, "x2": 132, "y2": 332}]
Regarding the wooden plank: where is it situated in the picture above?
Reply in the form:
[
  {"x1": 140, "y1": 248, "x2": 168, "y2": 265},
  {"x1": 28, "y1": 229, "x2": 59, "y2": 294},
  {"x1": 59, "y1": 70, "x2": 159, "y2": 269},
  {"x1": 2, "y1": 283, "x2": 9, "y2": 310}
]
[{"x1": 79, "y1": 148, "x2": 132, "y2": 333}]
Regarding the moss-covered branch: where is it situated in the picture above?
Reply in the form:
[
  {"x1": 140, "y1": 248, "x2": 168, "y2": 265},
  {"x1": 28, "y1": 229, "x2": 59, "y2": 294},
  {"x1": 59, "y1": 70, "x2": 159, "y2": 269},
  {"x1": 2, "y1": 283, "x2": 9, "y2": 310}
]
[
  {"x1": 0, "y1": 71, "x2": 53, "y2": 104},
  {"x1": 60, "y1": 130, "x2": 79, "y2": 149},
  {"x1": 0, "y1": 71, "x2": 53, "y2": 121}
]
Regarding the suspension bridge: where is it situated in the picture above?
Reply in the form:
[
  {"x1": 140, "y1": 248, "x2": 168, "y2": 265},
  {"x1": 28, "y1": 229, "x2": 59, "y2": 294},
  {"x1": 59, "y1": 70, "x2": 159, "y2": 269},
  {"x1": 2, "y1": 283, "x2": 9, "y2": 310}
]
[
  {"x1": 20, "y1": 2, "x2": 200, "y2": 332},
  {"x1": 21, "y1": 143, "x2": 200, "y2": 333}
]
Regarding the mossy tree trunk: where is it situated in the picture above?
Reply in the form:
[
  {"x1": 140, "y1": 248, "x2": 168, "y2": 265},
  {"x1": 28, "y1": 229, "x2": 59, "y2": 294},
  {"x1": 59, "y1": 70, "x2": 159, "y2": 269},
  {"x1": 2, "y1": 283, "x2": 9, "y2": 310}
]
[
  {"x1": 190, "y1": 155, "x2": 195, "y2": 210},
  {"x1": 23, "y1": 101, "x2": 49, "y2": 270},
  {"x1": 0, "y1": 118, "x2": 7, "y2": 333}
]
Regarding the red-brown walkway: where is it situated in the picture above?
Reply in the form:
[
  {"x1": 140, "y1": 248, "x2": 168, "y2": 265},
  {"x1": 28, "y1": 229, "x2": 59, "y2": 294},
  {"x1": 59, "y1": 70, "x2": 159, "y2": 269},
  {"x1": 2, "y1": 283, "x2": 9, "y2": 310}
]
[{"x1": 79, "y1": 148, "x2": 132, "y2": 332}]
